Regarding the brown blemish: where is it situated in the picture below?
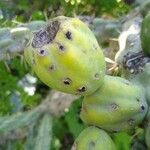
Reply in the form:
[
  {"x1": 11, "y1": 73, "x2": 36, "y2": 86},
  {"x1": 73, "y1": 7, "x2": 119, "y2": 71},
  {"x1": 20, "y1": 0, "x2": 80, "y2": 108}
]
[{"x1": 32, "y1": 20, "x2": 60, "y2": 48}]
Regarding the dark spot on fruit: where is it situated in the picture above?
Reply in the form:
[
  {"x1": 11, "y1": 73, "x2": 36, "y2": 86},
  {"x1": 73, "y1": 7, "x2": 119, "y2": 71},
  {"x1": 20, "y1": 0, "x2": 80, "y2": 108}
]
[
  {"x1": 136, "y1": 98, "x2": 140, "y2": 102},
  {"x1": 59, "y1": 45, "x2": 65, "y2": 51},
  {"x1": 128, "y1": 119, "x2": 134, "y2": 126},
  {"x1": 111, "y1": 103, "x2": 118, "y2": 110},
  {"x1": 63, "y1": 78, "x2": 72, "y2": 85},
  {"x1": 49, "y1": 64, "x2": 55, "y2": 71},
  {"x1": 40, "y1": 49, "x2": 45, "y2": 54},
  {"x1": 78, "y1": 86, "x2": 86, "y2": 93},
  {"x1": 65, "y1": 31, "x2": 72, "y2": 40},
  {"x1": 141, "y1": 105, "x2": 145, "y2": 111},
  {"x1": 38, "y1": 49, "x2": 47, "y2": 56},
  {"x1": 94, "y1": 73, "x2": 100, "y2": 79}
]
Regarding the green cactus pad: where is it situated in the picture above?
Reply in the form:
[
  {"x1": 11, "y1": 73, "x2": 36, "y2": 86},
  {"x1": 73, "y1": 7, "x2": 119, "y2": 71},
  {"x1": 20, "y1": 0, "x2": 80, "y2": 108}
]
[
  {"x1": 80, "y1": 75, "x2": 148, "y2": 132},
  {"x1": 24, "y1": 16, "x2": 106, "y2": 95},
  {"x1": 71, "y1": 126, "x2": 116, "y2": 150},
  {"x1": 141, "y1": 12, "x2": 150, "y2": 56}
]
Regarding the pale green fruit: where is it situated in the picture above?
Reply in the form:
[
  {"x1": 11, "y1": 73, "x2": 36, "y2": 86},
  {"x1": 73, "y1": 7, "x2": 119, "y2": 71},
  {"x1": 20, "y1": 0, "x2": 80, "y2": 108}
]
[
  {"x1": 80, "y1": 75, "x2": 148, "y2": 132},
  {"x1": 71, "y1": 126, "x2": 116, "y2": 150},
  {"x1": 24, "y1": 16, "x2": 106, "y2": 95}
]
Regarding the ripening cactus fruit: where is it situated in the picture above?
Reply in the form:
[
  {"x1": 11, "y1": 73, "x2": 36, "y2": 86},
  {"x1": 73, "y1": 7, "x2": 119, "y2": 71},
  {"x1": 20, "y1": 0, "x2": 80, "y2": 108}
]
[
  {"x1": 141, "y1": 12, "x2": 150, "y2": 56},
  {"x1": 71, "y1": 126, "x2": 116, "y2": 150},
  {"x1": 24, "y1": 16, "x2": 106, "y2": 95},
  {"x1": 80, "y1": 75, "x2": 148, "y2": 132}
]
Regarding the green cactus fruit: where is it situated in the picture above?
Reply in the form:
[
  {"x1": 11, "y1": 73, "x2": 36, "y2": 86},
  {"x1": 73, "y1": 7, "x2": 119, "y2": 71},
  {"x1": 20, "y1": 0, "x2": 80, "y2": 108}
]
[
  {"x1": 24, "y1": 16, "x2": 106, "y2": 95},
  {"x1": 141, "y1": 12, "x2": 150, "y2": 56},
  {"x1": 80, "y1": 75, "x2": 148, "y2": 132},
  {"x1": 71, "y1": 126, "x2": 116, "y2": 150}
]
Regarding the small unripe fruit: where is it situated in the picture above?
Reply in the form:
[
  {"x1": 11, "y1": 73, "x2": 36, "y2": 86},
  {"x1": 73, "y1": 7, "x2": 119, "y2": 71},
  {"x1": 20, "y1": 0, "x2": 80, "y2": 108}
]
[{"x1": 71, "y1": 126, "x2": 116, "y2": 150}]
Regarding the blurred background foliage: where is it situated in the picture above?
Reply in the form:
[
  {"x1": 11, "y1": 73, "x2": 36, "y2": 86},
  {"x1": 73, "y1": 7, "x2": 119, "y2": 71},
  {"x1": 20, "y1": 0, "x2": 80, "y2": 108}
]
[
  {"x1": 0, "y1": 0, "x2": 142, "y2": 150},
  {"x1": 0, "y1": 0, "x2": 130, "y2": 26}
]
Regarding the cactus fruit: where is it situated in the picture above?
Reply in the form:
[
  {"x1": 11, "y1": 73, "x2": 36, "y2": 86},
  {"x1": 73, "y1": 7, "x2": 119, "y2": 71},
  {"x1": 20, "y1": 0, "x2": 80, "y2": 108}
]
[
  {"x1": 71, "y1": 126, "x2": 116, "y2": 150},
  {"x1": 24, "y1": 16, "x2": 106, "y2": 95},
  {"x1": 80, "y1": 75, "x2": 148, "y2": 132},
  {"x1": 141, "y1": 12, "x2": 150, "y2": 56}
]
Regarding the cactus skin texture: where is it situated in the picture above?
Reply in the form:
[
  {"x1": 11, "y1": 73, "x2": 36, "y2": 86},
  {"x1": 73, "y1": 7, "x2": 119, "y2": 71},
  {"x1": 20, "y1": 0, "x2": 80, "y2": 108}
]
[
  {"x1": 71, "y1": 126, "x2": 116, "y2": 150},
  {"x1": 141, "y1": 12, "x2": 150, "y2": 56},
  {"x1": 80, "y1": 75, "x2": 148, "y2": 132},
  {"x1": 24, "y1": 16, "x2": 106, "y2": 96}
]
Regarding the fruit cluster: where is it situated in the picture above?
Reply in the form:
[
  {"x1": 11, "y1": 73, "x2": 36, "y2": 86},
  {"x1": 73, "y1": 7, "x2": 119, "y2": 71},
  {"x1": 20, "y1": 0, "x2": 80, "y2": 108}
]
[{"x1": 24, "y1": 15, "x2": 150, "y2": 149}]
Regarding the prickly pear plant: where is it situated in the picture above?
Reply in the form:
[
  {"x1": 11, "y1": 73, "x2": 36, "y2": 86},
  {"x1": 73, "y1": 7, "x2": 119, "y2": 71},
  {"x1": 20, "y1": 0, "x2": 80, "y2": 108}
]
[
  {"x1": 80, "y1": 75, "x2": 148, "y2": 132},
  {"x1": 1, "y1": 2, "x2": 150, "y2": 149},
  {"x1": 24, "y1": 16, "x2": 106, "y2": 96},
  {"x1": 71, "y1": 126, "x2": 116, "y2": 150}
]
